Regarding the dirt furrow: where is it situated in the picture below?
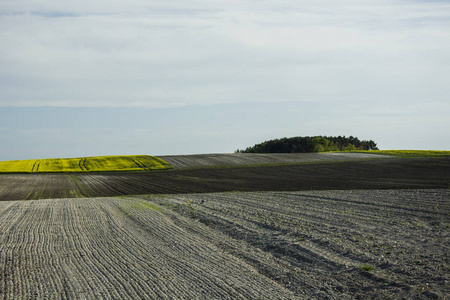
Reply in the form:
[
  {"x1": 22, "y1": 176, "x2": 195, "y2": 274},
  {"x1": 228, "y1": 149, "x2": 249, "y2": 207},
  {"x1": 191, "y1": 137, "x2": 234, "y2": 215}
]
[
  {"x1": 1, "y1": 189, "x2": 448, "y2": 299},
  {"x1": 110, "y1": 197, "x2": 291, "y2": 298},
  {"x1": 62, "y1": 201, "x2": 124, "y2": 298},
  {"x1": 0, "y1": 197, "x2": 296, "y2": 299},
  {"x1": 148, "y1": 189, "x2": 450, "y2": 299},
  {"x1": 2, "y1": 202, "x2": 53, "y2": 298},
  {"x1": 93, "y1": 203, "x2": 166, "y2": 298},
  {"x1": 76, "y1": 201, "x2": 149, "y2": 298},
  {"x1": 154, "y1": 193, "x2": 365, "y2": 270},
  {"x1": 55, "y1": 202, "x2": 98, "y2": 298}
]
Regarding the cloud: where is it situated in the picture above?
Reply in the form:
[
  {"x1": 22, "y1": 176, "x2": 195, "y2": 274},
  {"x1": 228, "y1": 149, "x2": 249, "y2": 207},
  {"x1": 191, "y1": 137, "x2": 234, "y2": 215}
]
[{"x1": 0, "y1": 0, "x2": 449, "y2": 108}]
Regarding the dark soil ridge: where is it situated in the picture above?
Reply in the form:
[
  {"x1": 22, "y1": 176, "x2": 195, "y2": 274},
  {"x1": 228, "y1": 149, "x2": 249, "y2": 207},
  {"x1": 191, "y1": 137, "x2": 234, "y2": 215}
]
[
  {"x1": 0, "y1": 156, "x2": 449, "y2": 201},
  {"x1": 159, "y1": 152, "x2": 388, "y2": 169}
]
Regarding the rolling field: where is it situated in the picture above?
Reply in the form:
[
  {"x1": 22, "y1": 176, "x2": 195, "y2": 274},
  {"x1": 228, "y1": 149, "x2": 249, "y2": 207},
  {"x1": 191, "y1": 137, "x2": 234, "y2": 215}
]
[
  {"x1": 0, "y1": 154, "x2": 449, "y2": 201},
  {"x1": 0, "y1": 153, "x2": 449, "y2": 299},
  {"x1": 1, "y1": 190, "x2": 448, "y2": 299},
  {"x1": 158, "y1": 152, "x2": 386, "y2": 169},
  {"x1": 0, "y1": 155, "x2": 171, "y2": 173}
]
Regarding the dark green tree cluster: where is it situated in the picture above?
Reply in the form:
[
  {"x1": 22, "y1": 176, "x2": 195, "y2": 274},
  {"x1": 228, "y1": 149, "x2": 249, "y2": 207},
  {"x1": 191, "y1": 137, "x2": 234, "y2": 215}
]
[{"x1": 237, "y1": 136, "x2": 378, "y2": 153}]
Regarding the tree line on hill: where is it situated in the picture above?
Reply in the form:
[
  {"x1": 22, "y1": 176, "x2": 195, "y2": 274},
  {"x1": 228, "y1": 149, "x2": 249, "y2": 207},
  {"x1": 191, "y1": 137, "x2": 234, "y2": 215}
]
[{"x1": 236, "y1": 136, "x2": 379, "y2": 153}]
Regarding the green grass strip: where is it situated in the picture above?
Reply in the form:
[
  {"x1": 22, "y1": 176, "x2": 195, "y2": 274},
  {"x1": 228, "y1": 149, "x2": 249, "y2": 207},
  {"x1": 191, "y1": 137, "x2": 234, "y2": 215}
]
[{"x1": 344, "y1": 150, "x2": 450, "y2": 158}]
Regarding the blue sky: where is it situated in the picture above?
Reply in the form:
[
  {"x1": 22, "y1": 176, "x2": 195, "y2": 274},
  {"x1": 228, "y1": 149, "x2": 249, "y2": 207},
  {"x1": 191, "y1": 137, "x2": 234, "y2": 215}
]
[{"x1": 1, "y1": 0, "x2": 449, "y2": 160}]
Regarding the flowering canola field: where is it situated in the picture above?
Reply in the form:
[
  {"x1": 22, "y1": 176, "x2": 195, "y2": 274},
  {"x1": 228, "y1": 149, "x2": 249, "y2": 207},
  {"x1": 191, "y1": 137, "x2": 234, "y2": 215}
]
[{"x1": 0, "y1": 155, "x2": 172, "y2": 173}]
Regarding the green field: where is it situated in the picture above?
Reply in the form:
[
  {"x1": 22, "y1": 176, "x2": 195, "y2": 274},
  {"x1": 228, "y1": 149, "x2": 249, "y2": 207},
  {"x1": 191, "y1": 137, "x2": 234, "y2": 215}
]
[
  {"x1": 347, "y1": 150, "x2": 450, "y2": 157},
  {"x1": 0, "y1": 155, "x2": 172, "y2": 173}
]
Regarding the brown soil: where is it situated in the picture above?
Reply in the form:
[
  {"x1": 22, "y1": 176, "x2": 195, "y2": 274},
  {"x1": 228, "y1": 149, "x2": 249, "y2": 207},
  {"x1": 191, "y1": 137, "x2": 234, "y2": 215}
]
[
  {"x1": 0, "y1": 156, "x2": 448, "y2": 201},
  {"x1": 159, "y1": 152, "x2": 386, "y2": 169},
  {"x1": 0, "y1": 197, "x2": 295, "y2": 299},
  {"x1": 149, "y1": 189, "x2": 450, "y2": 299},
  {"x1": 1, "y1": 190, "x2": 448, "y2": 299},
  {"x1": 0, "y1": 154, "x2": 449, "y2": 299}
]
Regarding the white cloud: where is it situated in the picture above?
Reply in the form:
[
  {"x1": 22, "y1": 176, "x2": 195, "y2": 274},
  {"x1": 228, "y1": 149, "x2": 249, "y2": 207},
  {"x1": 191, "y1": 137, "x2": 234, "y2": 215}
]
[{"x1": 1, "y1": 0, "x2": 449, "y2": 108}]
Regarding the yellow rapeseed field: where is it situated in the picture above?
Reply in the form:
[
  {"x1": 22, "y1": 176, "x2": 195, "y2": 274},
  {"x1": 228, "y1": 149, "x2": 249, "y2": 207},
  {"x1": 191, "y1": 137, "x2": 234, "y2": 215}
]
[{"x1": 0, "y1": 155, "x2": 172, "y2": 173}]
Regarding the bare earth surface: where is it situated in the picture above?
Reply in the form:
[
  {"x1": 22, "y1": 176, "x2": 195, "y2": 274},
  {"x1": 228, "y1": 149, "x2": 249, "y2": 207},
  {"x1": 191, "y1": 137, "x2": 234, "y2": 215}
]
[
  {"x1": 0, "y1": 196, "x2": 296, "y2": 299},
  {"x1": 1, "y1": 153, "x2": 449, "y2": 299},
  {"x1": 159, "y1": 152, "x2": 385, "y2": 169},
  {"x1": 1, "y1": 190, "x2": 449, "y2": 299},
  {"x1": 0, "y1": 154, "x2": 449, "y2": 201}
]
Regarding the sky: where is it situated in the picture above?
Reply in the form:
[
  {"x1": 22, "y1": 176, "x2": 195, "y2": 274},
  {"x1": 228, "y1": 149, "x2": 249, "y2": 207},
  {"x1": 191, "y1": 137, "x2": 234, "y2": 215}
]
[{"x1": 1, "y1": 0, "x2": 449, "y2": 160}]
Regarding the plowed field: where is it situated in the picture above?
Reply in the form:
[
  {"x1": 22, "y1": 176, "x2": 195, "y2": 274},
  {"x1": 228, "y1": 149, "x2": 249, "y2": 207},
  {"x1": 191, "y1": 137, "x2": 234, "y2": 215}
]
[
  {"x1": 0, "y1": 156, "x2": 449, "y2": 201},
  {"x1": 1, "y1": 153, "x2": 449, "y2": 299},
  {"x1": 1, "y1": 190, "x2": 449, "y2": 299},
  {"x1": 159, "y1": 152, "x2": 384, "y2": 169},
  {"x1": 0, "y1": 196, "x2": 295, "y2": 299}
]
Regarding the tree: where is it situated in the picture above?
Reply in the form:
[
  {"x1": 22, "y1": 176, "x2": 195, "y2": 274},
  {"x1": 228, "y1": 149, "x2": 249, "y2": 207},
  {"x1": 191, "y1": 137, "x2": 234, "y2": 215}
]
[{"x1": 241, "y1": 136, "x2": 379, "y2": 153}]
